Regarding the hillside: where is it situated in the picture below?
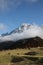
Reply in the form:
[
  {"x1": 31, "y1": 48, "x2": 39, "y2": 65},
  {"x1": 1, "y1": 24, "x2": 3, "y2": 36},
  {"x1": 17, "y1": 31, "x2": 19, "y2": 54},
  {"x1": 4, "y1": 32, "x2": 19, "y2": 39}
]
[{"x1": 0, "y1": 36, "x2": 43, "y2": 50}]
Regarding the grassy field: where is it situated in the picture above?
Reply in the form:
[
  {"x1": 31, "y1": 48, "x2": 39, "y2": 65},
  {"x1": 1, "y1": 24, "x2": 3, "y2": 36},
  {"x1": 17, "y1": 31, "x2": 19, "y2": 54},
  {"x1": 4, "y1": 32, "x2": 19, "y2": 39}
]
[{"x1": 0, "y1": 47, "x2": 43, "y2": 65}]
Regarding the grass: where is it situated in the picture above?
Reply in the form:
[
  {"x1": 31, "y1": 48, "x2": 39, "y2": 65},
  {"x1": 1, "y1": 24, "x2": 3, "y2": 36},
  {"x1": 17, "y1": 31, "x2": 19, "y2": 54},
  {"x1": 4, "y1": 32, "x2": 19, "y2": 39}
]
[
  {"x1": 11, "y1": 56, "x2": 43, "y2": 65},
  {"x1": 0, "y1": 47, "x2": 43, "y2": 65}
]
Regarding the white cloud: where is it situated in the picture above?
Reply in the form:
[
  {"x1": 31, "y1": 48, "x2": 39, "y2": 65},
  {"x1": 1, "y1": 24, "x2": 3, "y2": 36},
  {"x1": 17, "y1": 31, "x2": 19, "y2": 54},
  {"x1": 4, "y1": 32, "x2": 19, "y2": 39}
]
[
  {"x1": 0, "y1": 23, "x2": 7, "y2": 31},
  {"x1": 0, "y1": 0, "x2": 38, "y2": 11},
  {"x1": 0, "y1": 0, "x2": 22, "y2": 11},
  {"x1": 0, "y1": 23, "x2": 43, "y2": 42}
]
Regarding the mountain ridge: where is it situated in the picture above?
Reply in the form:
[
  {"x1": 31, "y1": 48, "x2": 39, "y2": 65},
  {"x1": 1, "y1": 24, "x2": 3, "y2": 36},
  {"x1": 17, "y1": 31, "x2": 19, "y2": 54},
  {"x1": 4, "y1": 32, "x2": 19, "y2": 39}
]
[{"x1": 0, "y1": 23, "x2": 43, "y2": 42}]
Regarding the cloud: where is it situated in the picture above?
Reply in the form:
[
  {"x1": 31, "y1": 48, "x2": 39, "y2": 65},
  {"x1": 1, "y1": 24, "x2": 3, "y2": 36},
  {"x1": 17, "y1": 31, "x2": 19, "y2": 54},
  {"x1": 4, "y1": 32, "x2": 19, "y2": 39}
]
[
  {"x1": 0, "y1": 0, "x2": 38, "y2": 11},
  {"x1": 0, "y1": 23, "x2": 7, "y2": 31},
  {"x1": 0, "y1": 23, "x2": 43, "y2": 42},
  {"x1": 0, "y1": 0, "x2": 22, "y2": 11}
]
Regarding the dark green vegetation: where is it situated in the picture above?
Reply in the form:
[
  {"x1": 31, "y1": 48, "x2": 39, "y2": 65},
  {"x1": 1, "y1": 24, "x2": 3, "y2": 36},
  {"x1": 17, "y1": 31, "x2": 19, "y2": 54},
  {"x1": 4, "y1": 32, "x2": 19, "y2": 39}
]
[
  {"x1": 0, "y1": 36, "x2": 43, "y2": 50},
  {"x1": 11, "y1": 56, "x2": 24, "y2": 63},
  {"x1": 11, "y1": 56, "x2": 43, "y2": 65},
  {"x1": 25, "y1": 51, "x2": 37, "y2": 55}
]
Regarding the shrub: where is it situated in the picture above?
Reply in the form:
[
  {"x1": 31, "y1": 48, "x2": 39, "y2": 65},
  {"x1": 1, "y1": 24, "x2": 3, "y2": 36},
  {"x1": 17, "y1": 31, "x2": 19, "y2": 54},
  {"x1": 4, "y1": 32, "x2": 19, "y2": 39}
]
[
  {"x1": 8, "y1": 52, "x2": 10, "y2": 55},
  {"x1": 37, "y1": 58, "x2": 43, "y2": 63},
  {"x1": 25, "y1": 51, "x2": 37, "y2": 56},
  {"x1": 24, "y1": 57, "x2": 39, "y2": 61},
  {"x1": 11, "y1": 56, "x2": 24, "y2": 63}
]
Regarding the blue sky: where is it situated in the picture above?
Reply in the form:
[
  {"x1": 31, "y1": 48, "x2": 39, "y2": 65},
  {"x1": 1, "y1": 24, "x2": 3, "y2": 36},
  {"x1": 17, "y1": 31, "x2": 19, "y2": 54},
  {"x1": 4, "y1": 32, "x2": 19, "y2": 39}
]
[{"x1": 0, "y1": 0, "x2": 43, "y2": 34}]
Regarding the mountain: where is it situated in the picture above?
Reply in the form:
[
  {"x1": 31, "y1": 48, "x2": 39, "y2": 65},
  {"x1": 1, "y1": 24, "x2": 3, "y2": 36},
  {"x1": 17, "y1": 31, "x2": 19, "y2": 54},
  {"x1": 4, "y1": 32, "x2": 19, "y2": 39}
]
[
  {"x1": 1, "y1": 32, "x2": 9, "y2": 37},
  {"x1": 0, "y1": 23, "x2": 43, "y2": 42},
  {"x1": 0, "y1": 23, "x2": 43, "y2": 50}
]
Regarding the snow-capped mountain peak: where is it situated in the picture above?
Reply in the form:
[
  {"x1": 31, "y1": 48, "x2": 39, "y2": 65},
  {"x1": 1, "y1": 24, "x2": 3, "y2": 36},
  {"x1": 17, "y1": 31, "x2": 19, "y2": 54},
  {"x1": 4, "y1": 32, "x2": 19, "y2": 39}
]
[
  {"x1": 0, "y1": 23, "x2": 43, "y2": 42},
  {"x1": 9, "y1": 23, "x2": 31, "y2": 34},
  {"x1": 21, "y1": 23, "x2": 31, "y2": 30}
]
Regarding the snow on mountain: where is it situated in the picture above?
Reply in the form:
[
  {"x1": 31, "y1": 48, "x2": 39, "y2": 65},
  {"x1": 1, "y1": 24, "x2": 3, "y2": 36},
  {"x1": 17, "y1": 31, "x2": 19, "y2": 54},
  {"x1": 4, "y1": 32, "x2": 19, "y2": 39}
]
[
  {"x1": 0, "y1": 23, "x2": 43, "y2": 42},
  {"x1": 10, "y1": 23, "x2": 31, "y2": 34}
]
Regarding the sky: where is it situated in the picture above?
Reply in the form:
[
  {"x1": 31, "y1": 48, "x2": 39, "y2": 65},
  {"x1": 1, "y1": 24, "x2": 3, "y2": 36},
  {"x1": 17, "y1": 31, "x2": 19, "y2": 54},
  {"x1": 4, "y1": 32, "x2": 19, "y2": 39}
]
[{"x1": 0, "y1": 0, "x2": 43, "y2": 34}]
